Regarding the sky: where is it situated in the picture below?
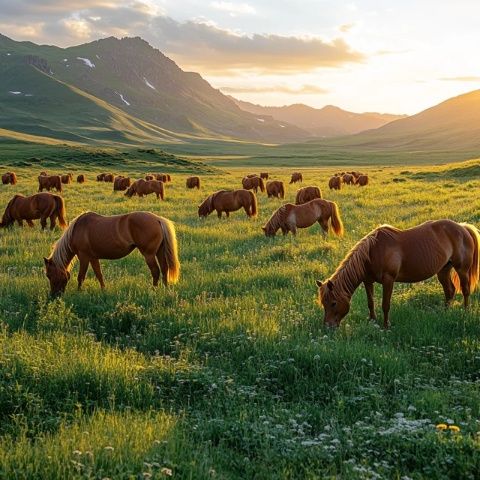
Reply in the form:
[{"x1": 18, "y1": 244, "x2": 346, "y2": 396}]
[{"x1": 1, "y1": 0, "x2": 479, "y2": 114}]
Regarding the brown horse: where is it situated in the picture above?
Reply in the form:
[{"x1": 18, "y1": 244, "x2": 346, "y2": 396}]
[
  {"x1": 103, "y1": 173, "x2": 114, "y2": 182},
  {"x1": 38, "y1": 175, "x2": 62, "y2": 192},
  {"x1": 0, "y1": 193, "x2": 67, "y2": 230},
  {"x1": 61, "y1": 173, "x2": 73, "y2": 184},
  {"x1": 329, "y1": 176, "x2": 341, "y2": 190},
  {"x1": 97, "y1": 173, "x2": 106, "y2": 181},
  {"x1": 114, "y1": 176, "x2": 131, "y2": 191},
  {"x1": 186, "y1": 176, "x2": 201, "y2": 189},
  {"x1": 242, "y1": 176, "x2": 265, "y2": 193},
  {"x1": 125, "y1": 179, "x2": 165, "y2": 200},
  {"x1": 316, "y1": 220, "x2": 480, "y2": 329},
  {"x1": 263, "y1": 198, "x2": 343, "y2": 237},
  {"x1": 260, "y1": 172, "x2": 269, "y2": 180},
  {"x1": 357, "y1": 175, "x2": 369, "y2": 186},
  {"x1": 44, "y1": 211, "x2": 180, "y2": 295},
  {"x1": 342, "y1": 173, "x2": 354, "y2": 185},
  {"x1": 145, "y1": 174, "x2": 154, "y2": 181},
  {"x1": 198, "y1": 190, "x2": 257, "y2": 218},
  {"x1": 77, "y1": 174, "x2": 85, "y2": 183},
  {"x1": 290, "y1": 172, "x2": 303, "y2": 184},
  {"x1": 295, "y1": 186, "x2": 322, "y2": 205},
  {"x1": 40, "y1": 171, "x2": 48, "y2": 176},
  {"x1": 266, "y1": 180, "x2": 285, "y2": 199},
  {"x1": 2, "y1": 172, "x2": 17, "y2": 185}
]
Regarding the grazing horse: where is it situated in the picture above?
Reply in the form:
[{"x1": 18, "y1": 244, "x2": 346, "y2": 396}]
[
  {"x1": 125, "y1": 179, "x2": 165, "y2": 200},
  {"x1": 328, "y1": 176, "x2": 342, "y2": 190},
  {"x1": 77, "y1": 174, "x2": 85, "y2": 183},
  {"x1": 38, "y1": 175, "x2": 62, "y2": 193},
  {"x1": 43, "y1": 211, "x2": 180, "y2": 295},
  {"x1": 186, "y1": 176, "x2": 201, "y2": 189},
  {"x1": 342, "y1": 173, "x2": 354, "y2": 185},
  {"x1": 2, "y1": 172, "x2": 17, "y2": 185},
  {"x1": 242, "y1": 176, "x2": 265, "y2": 193},
  {"x1": 290, "y1": 172, "x2": 303, "y2": 184},
  {"x1": 113, "y1": 176, "x2": 131, "y2": 191},
  {"x1": 61, "y1": 173, "x2": 73, "y2": 184},
  {"x1": 263, "y1": 198, "x2": 343, "y2": 237},
  {"x1": 266, "y1": 180, "x2": 285, "y2": 199},
  {"x1": 316, "y1": 220, "x2": 480, "y2": 329},
  {"x1": 357, "y1": 175, "x2": 369, "y2": 186},
  {"x1": 260, "y1": 172, "x2": 269, "y2": 180},
  {"x1": 0, "y1": 193, "x2": 67, "y2": 230},
  {"x1": 103, "y1": 173, "x2": 114, "y2": 182},
  {"x1": 97, "y1": 173, "x2": 106, "y2": 181},
  {"x1": 295, "y1": 186, "x2": 322, "y2": 205},
  {"x1": 145, "y1": 174, "x2": 154, "y2": 181},
  {"x1": 198, "y1": 189, "x2": 257, "y2": 218}
]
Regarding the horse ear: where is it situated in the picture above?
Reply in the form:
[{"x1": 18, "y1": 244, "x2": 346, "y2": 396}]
[
  {"x1": 315, "y1": 280, "x2": 323, "y2": 287},
  {"x1": 327, "y1": 280, "x2": 334, "y2": 291}
]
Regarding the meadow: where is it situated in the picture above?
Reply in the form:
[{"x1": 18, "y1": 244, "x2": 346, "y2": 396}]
[{"x1": 0, "y1": 156, "x2": 479, "y2": 479}]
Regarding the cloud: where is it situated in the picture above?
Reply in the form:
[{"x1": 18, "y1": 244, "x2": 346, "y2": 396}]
[
  {"x1": 439, "y1": 76, "x2": 480, "y2": 82},
  {"x1": 339, "y1": 23, "x2": 355, "y2": 33},
  {"x1": 210, "y1": 1, "x2": 256, "y2": 15},
  {"x1": 220, "y1": 84, "x2": 328, "y2": 95}
]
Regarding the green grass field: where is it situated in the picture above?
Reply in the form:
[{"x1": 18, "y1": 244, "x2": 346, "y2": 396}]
[{"x1": 0, "y1": 156, "x2": 479, "y2": 479}]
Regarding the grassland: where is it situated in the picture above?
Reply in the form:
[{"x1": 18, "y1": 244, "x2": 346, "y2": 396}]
[{"x1": 0, "y1": 155, "x2": 479, "y2": 479}]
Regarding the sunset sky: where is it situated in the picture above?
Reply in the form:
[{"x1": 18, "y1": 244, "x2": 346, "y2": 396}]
[{"x1": 1, "y1": 0, "x2": 479, "y2": 114}]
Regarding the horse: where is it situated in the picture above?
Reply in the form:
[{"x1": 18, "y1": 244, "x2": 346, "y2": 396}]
[
  {"x1": 290, "y1": 172, "x2": 303, "y2": 184},
  {"x1": 103, "y1": 173, "x2": 114, "y2": 182},
  {"x1": 60, "y1": 173, "x2": 73, "y2": 184},
  {"x1": 357, "y1": 175, "x2": 369, "y2": 186},
  {"x1": 125, "y1": 179, "x2": 165, "y2": 200},
  {"x1": 316, "y1": 220, "x2": 480, "y2": 329},
  {"x1": 242, "y1": 176, "x2": 265, "y2": 193},
  {"x1": 2, "y1": 172, "x2": 17, "y2": 185},
  {"x1": 97, "y1": 173, "x2": 106, "y2": 181},
  {"x1": 295, "y1": 186, "x2": 322, "y2": 205},
  {"x1": 186, "y1": 176, "x2": 201, "y2": 189},
  {"x1": 38, "y1": 175, "x2": 62, "y2": 193},
  {"x1": 329, "y1": 176, "x2": 342, "y2": 190},
  {"x1": 113, "y1": 176, "x2": 131, "y2": 191},
  {"x1": 260, "y1": 172, "x2": 269, "y2": 180},
  {"x1": 43, "y1": 211, "x2": 180, "y2": 295},
  {"x1": 263, "y1": 198, "x2": 344, "y2": 237},
  {"x1": 198, "y1": 190, "x2": 257, "y2": 218},
  {"x1": 266, "y1": 180, "x2": 285, "y2": 199},
  {"x1": 40, "y1": 171, "x2": 48, "y2": 176},
  {"x1": 0, "y1": 193, "x2": 67, "y2": 230},
  {"x1": 145, "y1": 174, "x2": 154, "y2": 181},
  {"x1": 77, "y1": 174, "x2": 85, "y2": 183},
  {"x1": 342, "y1": 173, "x2": 354, "y2": 185}
]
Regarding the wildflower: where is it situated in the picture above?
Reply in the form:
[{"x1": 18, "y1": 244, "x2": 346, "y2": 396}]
[
  {"x1": 436, "y1": 423, "x2": 448, "y2": 430},
  {"x1": 161, "y1": 467, "x2": 173, "y2": 476},
  {"x1": 104, "y1": 446, "x2": 114, "y2": 452},
  {"x1": 448, "y1": 425, "x2": 460, "y2": 433}
]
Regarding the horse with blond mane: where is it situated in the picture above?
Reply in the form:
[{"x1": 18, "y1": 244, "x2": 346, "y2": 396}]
[
  {"x1": 295, "y1": 186, "x2": 322, "y2": 205},
  {"x1": 242, "y1": 176, "x2": 265, "y2": 193},
  {"x1": 263, "y1": 198, "x2": 343, "y2": 237},
  {"x1": 316, "y1": 220, "x2": 480, "y2": 329},
  {"x1": 43, "y1": 211, "x2": 180, "y2": 295},
  {"x1": 0, "y1": 193, "x2": 67, "y2": 230},
  {"x1": 198, "y1": 189, "x2": 257, "y2": 218}
]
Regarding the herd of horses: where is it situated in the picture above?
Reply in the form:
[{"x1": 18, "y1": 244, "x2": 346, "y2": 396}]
[{"x1": 1, "y1": 168, "x2": 478, "y2": 329}]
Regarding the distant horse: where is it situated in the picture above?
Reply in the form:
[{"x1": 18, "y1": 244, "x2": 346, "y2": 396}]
[
  {"x1": 245, "y1": 174, "x2": 257, "y2": 178},
  {"x1": 1, "y1": 172, "x2": 17, "y2": 185},
  {"x1": 97, "y1": 173, "x2": 106, "y2": 181},
  {"x1": 329, "y1": 176, "x2": 342, "y2": 190},
  {"x1": 186, "y1": 176, "x2": 201, "y2": 189},
  {"x1": 103, "y1": 173, "x2": 114, "y2": 182},
  {"x1": 295, "y1": 186, "x2": 322, "y2": 205},
  {"x1": 145, "y1": 174, "x2": 154, "y2": 181},
  {"x1": 357, "y1": 175, "x2": 369, "y2": 186},
  {"x1": 0, "y1": 193, "x2": 67, "y2": 230},
  {"x1": 342, "y1": 173, "x2": 354, "y2": 185},
  {"x1": 40, "y1": 171, "x2": 48, "y2": 176},
  {"x1": 44, "y1": 211, "x2": 180, "y2": 295},
  {"x1": 61, "y1": 173, "x2": 73, "y2": 184},
  {"x1": 198, "y1": 189, "x2": 257, "y2": 218},
  {"x1": 290, "y1": 172, "x2": 303, "y2": 184},
  {"x1": 266, "y1": 180, "x2": 285, "y2": 199},
  {"x1": 38, "y1": 175, "x2": 62, "y2": 192},
  {"x1": 316, "y1": 220, "x2": 480, "y2": 329},
  {"x1": 113, "y1": 176, "x2": 131, "y2": 191},
  {"x1": 242, "y1": 176, "x2": 265, "y2": 193},
  {"x1": 263, "y1": 198, "x2": 343, "y2": 237},
  {"x1": 77, "y1": 174, "x2": 85, "y2": 183},
  {"x1": 260, "y1": 172, "x2": 269, "y2": 180},
  {"x1": 125, "y1": 179, "x2": 165, "y2": 200}
]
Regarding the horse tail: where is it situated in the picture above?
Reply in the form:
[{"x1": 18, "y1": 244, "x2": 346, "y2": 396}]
[
  {"x1": 54, "y1": 195, "x2": 68, "y2": 229},
  {"x1": 57, "y1": 177, "x2": 62, "y2": 193},
  {"x1": 316, "y1": 187, "x2": 322, "y2": 199},
  {"x1": 452, "y1": 224, "x2": 480, "y2": 293},
  {"x1": 329, "y1": 201, "x2": 344, "y2": 236},
  {"x1": 158, "y1": 217, "x2": 180, "y2": 284},
  {"x1": 160, "y1": 181, "x2": 165, "y2": 200},
  {"x1": 259, "y1": 177, "x2": 265, "y2": 192},
  {"x1": 250, "y1": 191, "x2": 258, "y2": 217},
  {"x1": 197, "y1": 177, "x2": 201, "y2": 189},
  {"x1": 280, "y1": 182, "x2": 285, "y2": 199},
  {"x1": 295, "y1": 190, "x2": 301, "y2": 205}
]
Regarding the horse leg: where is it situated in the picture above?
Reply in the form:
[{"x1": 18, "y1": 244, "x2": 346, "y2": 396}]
[
  {"x1": 437, "y1": 264, "x2": 455, "y2": 307},
  {"x1": 142, "y1": 252, "x2": 161, "y2": 287},
  {"x1": 49, "y1": 214, "x2": 57, "y2": 230},
  {"x1": 17, "y1": 220, "x2": 23, "y2": 227},
  {"x1": 456, "y1": 269, "x2": 471, "y2": 309},
  {"x1": 381, "y1": 275, "x2": 394, "y2": 329},
  {"x1": 217, "y1": 210, "x2": 222, "y2": 218},
  {"x1": 156, "y1": 251, "x2": 168, "y2": 286},
  {"x1": 364, "y1": 282, "x2": 377, "y2": 320},
  {"x1": 77, "y1": 254, "x2": 89, "y2": 290},
  {"x1": 318, "y1": 220, "x2": 328, "y2": 238},
  {"x1": 40, "y1": 216, "x2": 47, "y2": 229},
  {"x1": 226, "y1": 211, "x2": 230, "y2": 218},
  {"x1": 90, "y1": 259, "x2": 106, "y2": 289},
  {"x1": 27, "y1": 220, "x2": 35, "y2": 228}
]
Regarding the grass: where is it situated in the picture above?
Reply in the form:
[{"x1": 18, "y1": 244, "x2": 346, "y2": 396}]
[{"x1": 0, "y1": 157, "x2": 479, "y2": 479}]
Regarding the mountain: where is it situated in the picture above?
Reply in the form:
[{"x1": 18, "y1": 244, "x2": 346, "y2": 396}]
[
  {"x1": 230, "y1": 97, "x2": 406, "y2": 137},
  {"x1": 329, "y1": 89, "x2": 480, "y2": 150},
  {"x1": 0, "y1": 34, "x2": 308, "y2": 145}
]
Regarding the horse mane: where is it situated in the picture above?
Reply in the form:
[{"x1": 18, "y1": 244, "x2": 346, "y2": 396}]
[
  {"x1": 1, "y1": 195, "x2": 23, "y2": 227},
  {"x1": 265, "y1": 204, "x2": 290, "y2": 231},
  {"x1": 49, "y1": 213, "x2": 86, "y2": 271}
]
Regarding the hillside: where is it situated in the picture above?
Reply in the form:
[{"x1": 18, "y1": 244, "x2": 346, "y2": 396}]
[
  {"x1": 231, "y1": 97, "x2": 405, "y2": 136},
  {"x1": 0, "y1": 34, "x2": 307, "y2": 144}
]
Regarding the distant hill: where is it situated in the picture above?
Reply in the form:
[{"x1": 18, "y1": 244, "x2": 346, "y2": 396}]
[
  {"x1": 0, "y1": 34, "x2": 308, "y2": 145},
  {"x1": 230, "y1": 97, "x2": 406, "y2": 137}
]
